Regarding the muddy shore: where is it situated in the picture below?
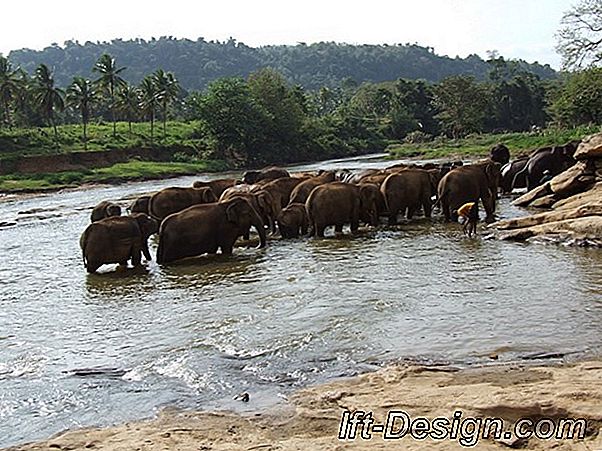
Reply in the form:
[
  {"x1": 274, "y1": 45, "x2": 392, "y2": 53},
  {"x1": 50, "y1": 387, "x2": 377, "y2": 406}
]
[{"x1": 6, "y1": 359, "x2": 601, "y2": 451}]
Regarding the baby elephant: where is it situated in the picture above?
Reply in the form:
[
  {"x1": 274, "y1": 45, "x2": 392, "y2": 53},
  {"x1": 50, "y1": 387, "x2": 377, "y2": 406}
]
[
  {"x1": 277, "y1": 203, "x2": 309, "y2": 238},
  {"x1": 80, "y1": 213, "x2": 159, "y2": 273},
  {"x1": 91, "y1": 200, "x2": 122, "y2": 222}
]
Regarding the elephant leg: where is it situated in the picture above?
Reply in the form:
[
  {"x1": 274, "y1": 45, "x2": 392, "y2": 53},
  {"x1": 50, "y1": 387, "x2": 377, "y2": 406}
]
[
  {"x1": 350, "y1": 219, "x2": 359, "y2": 232},
  {"x1": 221, "y1": 244, "x2": 233, "y2": 255},
  {"x1": 142, "y1": 243, "x2": 152, "y2": 261},
  {"x1": 406, "y1": 206, "x2": 415, "y2": 220},
  {"x1": 335, "y1": 224, "x2": 343, "y2": 233},
  {"x1": 243, "y1": 228, "x2": 250, "y2": 241},
  {"x1": 131, "y1": 249, "x2": 141, "y2": 267},
  {"x1": 442, "y1": 199, "x2": 451, "y2": 222},
  {"x1": 481, "y1": 193, "x2": 495, "y2": 223},
  {"x1": 316, "y1": 225, "x2": 326, "y2": 238},
  {"x1": 423, "y1": 199, "x2": 432, "y2": 218},
  {"x1": 86, "y1": 261, "x2": 100, "y2": 273}
]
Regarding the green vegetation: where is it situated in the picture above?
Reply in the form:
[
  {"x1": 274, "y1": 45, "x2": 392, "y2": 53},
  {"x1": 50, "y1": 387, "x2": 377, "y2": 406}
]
[
  {"x1": 387, "y1": 125, "x2": 601, "y2": 159},
  {"x1": 0, "y1": 160, "x2": 228, "y2": 192},
  {"x1": 0, "y1": 121, "x2": 200, "y2": 157},
  {"x1": 6, "y1": 39, "x2": 556, "y2": 92},
  {"x1": 0, "y1": 5, "x2": 600, "y2": 194}
]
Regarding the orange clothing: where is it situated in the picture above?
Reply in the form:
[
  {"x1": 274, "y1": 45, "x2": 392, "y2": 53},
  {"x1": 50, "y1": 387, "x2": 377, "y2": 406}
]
[{"x1": 457, "y1": 202, "x2": 476, "y2": 218}]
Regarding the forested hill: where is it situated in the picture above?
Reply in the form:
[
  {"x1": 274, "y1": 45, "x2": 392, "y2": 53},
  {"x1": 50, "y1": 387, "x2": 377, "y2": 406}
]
[{"x1": 7, "y1": 37, "x2": 556, "y2": 91}]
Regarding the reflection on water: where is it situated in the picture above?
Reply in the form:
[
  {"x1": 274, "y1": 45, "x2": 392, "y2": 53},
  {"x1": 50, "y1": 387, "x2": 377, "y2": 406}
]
[{"x1": 0, "y1": 154, "x2": 601, "y2": 447}]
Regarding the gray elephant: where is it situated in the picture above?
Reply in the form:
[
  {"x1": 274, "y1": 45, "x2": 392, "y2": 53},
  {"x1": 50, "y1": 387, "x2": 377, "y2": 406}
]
[
  {"x1": 128, "y1": 195, "x2": 151, "y2": 214},
  {"x1": 219, "y1": 189, "x2": 280, "y2": 235},
  {"x1": 80, "y1": 213, "x2": 159, "y2": 273},
  {"x1": 156, "y1": 197, "x2": 267, "y2": 264},
  {"x1": 289, "y1": 171, "x2": 337, "y2": 204},
  {"x1": 381, "y1": 169, "x2": 436, "y2": 223},
  {"x1": 277, "y1": 203, "x2": 309, "y2": 238},
  {"x1": 512, "y1": 141, "x2": 579, "y2": 191},
  {"x1": 192, "y1": 178, "x2": 239, "y2": 198},
  {"x1": 437, "y1": 160, "x2": 501, "y2": 223},
  {"x1": 242, "y1": 167, "x2": 290, "y2": 184},
  {"x1": 305, "y1": 182, "x2": 380, "y2": 237},
  {"x1": 90, "y1": 201, "x2": 121, "y2": 222},
  {"x1": 489, "y1": 143, "x2": 510, "y2": 165},
  {"x1": 148, "y1": 187, "x2": 217, "y2": 221}
]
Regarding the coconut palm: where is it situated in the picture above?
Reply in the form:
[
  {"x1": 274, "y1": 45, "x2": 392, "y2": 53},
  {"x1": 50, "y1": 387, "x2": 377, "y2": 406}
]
[
  {"x1": 67, "y1": 77, "x2": 97, "y2": 150},
  {"x1": 115, "y1": 84, "x2": 140, "y2": 136},
  {"x1": 0, "y1": 56, "x2": 23, "y2": 127},
  {"x1": 152, "y1": 69, "x2": 180, "y2": 139},
  {"x1": 93, "y1": 54, "x2": 126, "y2": 137},
  {"x1": 139, "y1": 75, "x2": 158, "y2": 144},
  {"x1": 32, "y1": 64, "x2": 64, "y2": 141}
]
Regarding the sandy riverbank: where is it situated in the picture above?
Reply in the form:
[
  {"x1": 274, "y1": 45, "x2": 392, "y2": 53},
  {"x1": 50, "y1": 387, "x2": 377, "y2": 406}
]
[{"x1": 6, "y1": 359, "x2": 602, "y2": 451}]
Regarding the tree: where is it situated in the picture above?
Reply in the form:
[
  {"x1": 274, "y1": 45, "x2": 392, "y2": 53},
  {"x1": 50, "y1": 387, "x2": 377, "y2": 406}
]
[
  {"x1": 192, "y1": 77, "x2": 269, "y2": 165},
  {"x1": 93, "y1": 54, "x2": 126, "y2": 137},
  {"x1": 116, "y1": 84, "x2": 141, "y2": 135},
  {"x1": 139, "y1": 75, "x2": 158, "y2": 143},
  {"x1": 152, "y1": 69, "x2": 180, "y2": 139},
  {"x1": 0, "y1": 56, "x2": 23, "y2": 127},
  {"x1": 32, "y1": 64, "x2": 64, "y2": 140},
  {"x1": 433, "y1": 76, "x2": 489, "y2": 138},
  {"x1": 556, "y1": 0, "x2": 602, "y2": 70},
  {"x1": 247, "y1": 68, "x2": 306, "y2": 157},
  {"x1": 67, "y1": 77, "x2": 97, "y2": 149},
  {"x1": 548, "y1": 68, "x2": 602, "y2": 126}
]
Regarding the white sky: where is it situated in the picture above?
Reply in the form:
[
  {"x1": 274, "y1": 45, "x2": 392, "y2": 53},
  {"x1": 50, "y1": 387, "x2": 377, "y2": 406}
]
[{"x1": 1, "y1": 0, "x2": 574, "y2": 68}]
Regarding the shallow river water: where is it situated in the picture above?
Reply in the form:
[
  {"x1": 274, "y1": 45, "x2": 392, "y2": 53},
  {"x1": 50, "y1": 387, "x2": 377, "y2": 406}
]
[{"x1": 0, "y1": 154, "x2": 601, "y2": 447}]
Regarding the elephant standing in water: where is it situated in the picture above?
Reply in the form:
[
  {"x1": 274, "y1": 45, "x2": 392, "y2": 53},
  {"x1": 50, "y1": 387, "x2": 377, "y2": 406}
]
[
  {"x1": 381, "y1": 169, "x2": 437, "y2": 224},
  {"x1": 305, "y1": 182, "x2": 380, "y2": 237},
  {"x1": 80, "y1": 213, "x2": 159, "y2": 273},
  {"x1": 156, "y1": 198, "x2": 267, "y2": 264},
  {"x1": 242, "y1": 167, "x2": 290, "y2": 184},
  {"x1": 148, "y1": 187, "x2": 217, "y2": 221},
  {"x1": 192, "y1": 178, "x2": 239, "y2": 198},
  {"x1": 437, "y1": 160, "x2": 501, "y2": 223},
  {"x1": 90, "y1": 201, "x2": 121, "y2": 222},
  {"x1": 277, "y1": 203, "x2": 309, "y2": 238}
]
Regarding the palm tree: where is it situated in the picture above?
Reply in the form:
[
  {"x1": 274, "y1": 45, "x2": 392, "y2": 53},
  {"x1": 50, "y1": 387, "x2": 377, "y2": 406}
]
[
  {"x1": 67, "y1": 77, "x2": 97, "y2": 150},
  {"x1": 139, "y1": 76, "x2": 158, "y2": 144},
  {"x1": 93, "y1": 54, "x2": 126, "y2": 137},
  {"x1": 115, "y1": 84, "x2": 140, "y2": 136},
  {"x1": 32, "y1": 64, "x2": 64, "y2": 141},
  {"x1": 152, "y1": 69, "x2": 180, "y2": 139},
  {"x1": 0, "y1": 56, "x2": 22, "y2": 127}
]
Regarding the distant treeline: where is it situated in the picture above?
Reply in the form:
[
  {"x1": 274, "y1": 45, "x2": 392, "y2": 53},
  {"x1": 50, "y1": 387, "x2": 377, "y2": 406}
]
[
  {"x1": 7, "y1": 37, "x2": 557, "y2": 91},
  {"x1": 1, "y1": 46, "x2": 600, "y2": 169}
]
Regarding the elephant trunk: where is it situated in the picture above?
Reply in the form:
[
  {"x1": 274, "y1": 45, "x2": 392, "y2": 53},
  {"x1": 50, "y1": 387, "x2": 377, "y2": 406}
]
[{"x1": 250, "y1": 212, "x2": 267, "y2": 248}]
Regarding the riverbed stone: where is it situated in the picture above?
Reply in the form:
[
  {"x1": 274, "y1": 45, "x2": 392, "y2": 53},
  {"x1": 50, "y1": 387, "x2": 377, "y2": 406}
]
[{"x1": 574, "y1": 132, "x2": 602, "y2": 160}]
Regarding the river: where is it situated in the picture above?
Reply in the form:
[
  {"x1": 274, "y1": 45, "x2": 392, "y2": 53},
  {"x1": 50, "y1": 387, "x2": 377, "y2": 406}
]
[{"x1": 0, "y1": 154, "x2": 601, "y2": 447}]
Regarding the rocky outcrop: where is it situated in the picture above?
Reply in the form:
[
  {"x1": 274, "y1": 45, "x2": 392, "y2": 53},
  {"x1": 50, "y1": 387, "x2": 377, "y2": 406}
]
[{"x1": 492, "y1": 132, "x2": 602, "y2": 245}]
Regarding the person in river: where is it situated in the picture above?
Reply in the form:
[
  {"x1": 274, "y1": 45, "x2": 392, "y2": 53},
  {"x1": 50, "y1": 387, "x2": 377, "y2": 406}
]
[{"x1": 456, "y1": 201, "x2": 479, "y2": 237}]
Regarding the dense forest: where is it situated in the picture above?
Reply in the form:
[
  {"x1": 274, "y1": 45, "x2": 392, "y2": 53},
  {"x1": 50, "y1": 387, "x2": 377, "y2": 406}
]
[
  {"x1": 6, "y1": 38, "x2": 557, "y2": 91},
  {"x1": 1, "y1": 41, "x2": 601, "y2": 169}
]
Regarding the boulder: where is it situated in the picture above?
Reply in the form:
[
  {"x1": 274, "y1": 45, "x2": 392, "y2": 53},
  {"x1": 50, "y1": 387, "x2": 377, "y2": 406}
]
[
  {"x1": 512, "y1": 183, "x2": 552, "y2": 207},
  {"x1": 529, "y1": 194, "x2": 558, "y2": 209},
  {"x1": 499, "y1": 216, "x2": 602, "y2": 242},
  {"x1": 573, "y1": 132, "x2": 602, "y2": 160},
  {"x1": 492, "y1": 203, "x2": 602, "y2": 230},
  {"x1": 553, "y1": 182, "x2": 602, "y2": 210},
  {"x1": 549, "y1": 160, "x2": 596, "y2": 198}
]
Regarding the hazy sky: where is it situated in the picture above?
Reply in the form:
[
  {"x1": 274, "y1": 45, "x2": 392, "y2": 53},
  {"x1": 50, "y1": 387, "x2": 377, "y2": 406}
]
[{"x1": 1, "y1": 0, "x2": 574, "y2": 68}]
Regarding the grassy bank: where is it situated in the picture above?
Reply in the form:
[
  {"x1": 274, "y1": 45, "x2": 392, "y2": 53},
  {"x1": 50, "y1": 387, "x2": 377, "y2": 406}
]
[
  {"x1": 387, "y1": 125, "x2": 602, "y2": 159},
  {"x1": 0, "y1": 160, "x2": 229, "y2": 193},
  {"x1": 0, "y1": 121, "x2": 201, "y2": 158}
]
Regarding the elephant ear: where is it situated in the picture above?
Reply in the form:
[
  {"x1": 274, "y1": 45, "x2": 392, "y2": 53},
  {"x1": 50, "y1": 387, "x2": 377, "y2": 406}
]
[
  {"x1": 226, "y1": 200, "x2": 244, "y2": 223},
  {"x1": 485, "y1": 162, "x2": 500, "y2": 183},
  {"x1": 204, "y1": 188, "x2": 217, "y2": 203},
  {"x1": 257, "y1": 191, "x2": 276, "y2": 216}
]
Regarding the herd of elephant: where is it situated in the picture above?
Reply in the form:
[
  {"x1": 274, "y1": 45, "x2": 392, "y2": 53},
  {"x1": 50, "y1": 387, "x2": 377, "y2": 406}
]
[{"x1": 80, "y1": 139, "x2": 581, "y2": 273}]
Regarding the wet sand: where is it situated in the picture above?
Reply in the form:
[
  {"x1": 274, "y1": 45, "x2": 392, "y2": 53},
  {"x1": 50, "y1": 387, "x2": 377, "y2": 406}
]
[{"x1": 6, "y1": 359, "x2": 602, "y2": 450}]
